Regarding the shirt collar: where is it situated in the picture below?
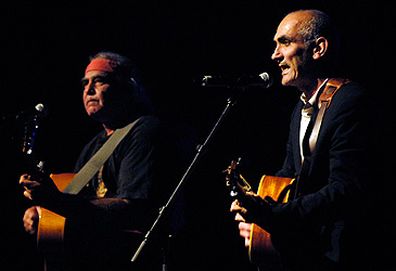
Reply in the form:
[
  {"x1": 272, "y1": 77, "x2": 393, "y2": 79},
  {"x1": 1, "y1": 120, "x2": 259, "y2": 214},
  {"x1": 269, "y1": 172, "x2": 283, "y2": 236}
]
[{"x1": 299, "y1": 78, "x2": 329, "y2": 107}]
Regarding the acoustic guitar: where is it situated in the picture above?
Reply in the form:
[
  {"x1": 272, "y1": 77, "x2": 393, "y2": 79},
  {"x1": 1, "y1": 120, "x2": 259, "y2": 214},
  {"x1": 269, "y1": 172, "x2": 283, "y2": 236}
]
[
  {"x1": 18, "y1": 108, "x2": 74, "y2": 270},
  {"x1": 34, "y1": 173, "x2": 74, "y2": 271},
  {"x1": 19, "y1": 109, "x2": 144, "y2": 270},
  {"x1": 20, "y1": 120, "x2": 141, "y2": 270},
  {"x1": 224, "y1": 159, "x2": 295, "y2": 267}
]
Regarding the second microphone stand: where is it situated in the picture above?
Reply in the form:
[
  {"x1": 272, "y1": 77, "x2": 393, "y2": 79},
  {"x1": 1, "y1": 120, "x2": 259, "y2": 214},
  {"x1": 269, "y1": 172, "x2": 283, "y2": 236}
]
[{"x1": 131, "y1": 85, "x2": 246, "y2": 266}]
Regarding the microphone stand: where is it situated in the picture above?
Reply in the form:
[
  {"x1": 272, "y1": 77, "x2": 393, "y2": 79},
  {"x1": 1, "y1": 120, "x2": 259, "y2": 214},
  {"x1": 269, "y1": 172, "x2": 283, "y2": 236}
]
[{"x1": 131, "y1": 86, "x2": 245, "y2": 265}]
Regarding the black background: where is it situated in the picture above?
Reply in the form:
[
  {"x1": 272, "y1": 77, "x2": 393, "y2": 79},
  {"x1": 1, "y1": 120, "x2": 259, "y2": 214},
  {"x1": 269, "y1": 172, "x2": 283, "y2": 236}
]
[{"x1": 1, "y1": 1, "x2": 393, "y2": 270}]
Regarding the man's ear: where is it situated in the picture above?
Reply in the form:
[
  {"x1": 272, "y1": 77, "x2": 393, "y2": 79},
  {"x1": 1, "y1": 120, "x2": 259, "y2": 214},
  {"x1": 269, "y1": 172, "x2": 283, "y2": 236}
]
[{"x1": 312, "y1": 37, "x2": 328, "y2": 60}]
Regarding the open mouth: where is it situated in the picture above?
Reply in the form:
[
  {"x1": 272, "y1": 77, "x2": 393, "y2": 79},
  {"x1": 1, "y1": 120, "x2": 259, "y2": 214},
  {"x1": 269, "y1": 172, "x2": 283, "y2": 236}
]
[{"x1": 279, "y1": 63, "x2": 290, "y2": 75}]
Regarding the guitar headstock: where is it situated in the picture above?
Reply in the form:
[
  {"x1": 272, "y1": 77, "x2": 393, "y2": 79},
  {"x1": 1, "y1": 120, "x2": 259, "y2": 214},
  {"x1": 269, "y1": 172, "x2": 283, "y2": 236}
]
[
  {"x1": 20, "y1": 104, "x2": 47, "y2": 175},
  {"x1": 223, "y1": 157, "x2": 252, "y2": 199}
]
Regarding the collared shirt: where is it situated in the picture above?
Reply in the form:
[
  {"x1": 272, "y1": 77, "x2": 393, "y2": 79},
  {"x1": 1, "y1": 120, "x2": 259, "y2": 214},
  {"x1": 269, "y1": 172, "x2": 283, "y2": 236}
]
[{"x1": 299, "y1": 79, "x2": 329, "y2": 163}]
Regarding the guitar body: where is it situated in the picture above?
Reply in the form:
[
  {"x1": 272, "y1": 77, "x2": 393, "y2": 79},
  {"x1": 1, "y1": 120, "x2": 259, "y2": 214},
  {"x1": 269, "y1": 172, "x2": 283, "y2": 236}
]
[
  {"x1": 248, "y1": 175, "x2": 294, "y2": 267},
  {"x1": 37, "y1": 173, "x2": 74, "y2": 271}
]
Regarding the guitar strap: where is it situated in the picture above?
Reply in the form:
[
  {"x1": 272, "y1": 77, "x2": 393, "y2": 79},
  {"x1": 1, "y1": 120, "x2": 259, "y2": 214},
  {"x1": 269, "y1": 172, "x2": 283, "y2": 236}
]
[
  {"x1": 293, "y1": 78, "x2": 349, "y2": 199},
  {"x1": 308, "y1": 78, "x2": 350, "y2": 152},
  {"x1": 62, "y1": 117, "x2": 142, "y2": 195}
]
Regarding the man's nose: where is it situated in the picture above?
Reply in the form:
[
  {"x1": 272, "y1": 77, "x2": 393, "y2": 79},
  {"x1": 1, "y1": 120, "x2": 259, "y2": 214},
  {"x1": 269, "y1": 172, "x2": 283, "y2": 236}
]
[
  {"x1": 84, "y1": 81, "x2": 96, "y2": 95},
  {"x1": 271, "y1": 45, "x2": 281, "y2": 61},
  {"x1": 86, "y1": 86, "x2": 96, "y2": 95}
]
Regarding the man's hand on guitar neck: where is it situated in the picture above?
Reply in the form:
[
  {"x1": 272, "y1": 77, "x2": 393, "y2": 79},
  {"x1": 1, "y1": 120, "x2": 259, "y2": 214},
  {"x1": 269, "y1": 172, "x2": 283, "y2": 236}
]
[
  {"x1": 19, "y1": 173, "x2": 62, "y2": 205},
  {"x1": 230, "y1": 201, "x2": 251, "y2": 248}
]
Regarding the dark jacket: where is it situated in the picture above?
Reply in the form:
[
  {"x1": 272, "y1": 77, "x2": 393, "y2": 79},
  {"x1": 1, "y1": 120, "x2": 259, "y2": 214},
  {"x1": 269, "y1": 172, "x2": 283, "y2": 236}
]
[{"x1": 267, "y1": 80, "x2": 378, "y2": 271}]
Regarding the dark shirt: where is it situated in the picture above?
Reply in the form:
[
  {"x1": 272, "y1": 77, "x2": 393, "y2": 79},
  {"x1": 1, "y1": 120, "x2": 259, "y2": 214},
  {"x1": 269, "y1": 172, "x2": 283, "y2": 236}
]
[
  {"x1": 64, "y1": 115, "x2": 185, "y2": 271},
  {"x1": 75, "y1": 115, "x2": 162, "y2": 202}
]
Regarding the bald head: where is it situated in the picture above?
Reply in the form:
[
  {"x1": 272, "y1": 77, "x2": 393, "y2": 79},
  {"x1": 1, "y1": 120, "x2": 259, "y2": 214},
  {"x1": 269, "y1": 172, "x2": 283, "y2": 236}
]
[
  {"x1": 271, "y1": 9, "x2": 340, "y2": 90},
  {"x1": 280, "y1": 9, "x2": 335, "y2": 45}
]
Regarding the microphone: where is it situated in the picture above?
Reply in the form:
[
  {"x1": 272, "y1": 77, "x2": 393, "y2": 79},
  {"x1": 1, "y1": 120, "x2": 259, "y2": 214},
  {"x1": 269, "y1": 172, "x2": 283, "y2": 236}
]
[
  {"x1": 200, "y1": 72, "x2": 273, "y2": 88},
  {"x1": 16, "y1": 103, "x2": 47, "y2": 120}
]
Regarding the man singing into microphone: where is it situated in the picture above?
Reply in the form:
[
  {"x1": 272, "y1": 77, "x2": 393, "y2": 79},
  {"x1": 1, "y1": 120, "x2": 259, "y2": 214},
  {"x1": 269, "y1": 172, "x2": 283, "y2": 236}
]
[{"x1": 230, "y1": 9, "x2": 380, "y2": 271}]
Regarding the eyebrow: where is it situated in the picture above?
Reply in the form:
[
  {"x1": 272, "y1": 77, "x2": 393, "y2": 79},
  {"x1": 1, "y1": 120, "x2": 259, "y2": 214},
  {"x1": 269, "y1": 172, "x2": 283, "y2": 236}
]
[
  {"x1": 276, "y1": 35, "x2": 292, "y2": 43},
  {"x1": 80, "y1": 73, "x2": 108, "y2": 84}
]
